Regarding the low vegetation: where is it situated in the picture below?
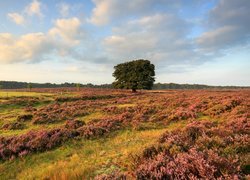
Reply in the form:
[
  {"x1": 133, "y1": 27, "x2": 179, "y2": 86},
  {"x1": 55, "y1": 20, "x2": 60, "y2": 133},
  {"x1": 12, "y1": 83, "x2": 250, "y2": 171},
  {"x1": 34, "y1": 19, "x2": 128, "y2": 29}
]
[{"x1": 0, "y1": 88, "x2": 249, "y2": 179}]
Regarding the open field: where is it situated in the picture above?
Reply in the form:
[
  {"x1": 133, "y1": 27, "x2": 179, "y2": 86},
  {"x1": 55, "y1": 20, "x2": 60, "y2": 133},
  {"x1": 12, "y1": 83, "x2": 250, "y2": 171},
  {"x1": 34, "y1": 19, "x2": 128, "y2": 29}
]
[{"x1": 0, "y1": 88, "x2": 249, "y2": 179}]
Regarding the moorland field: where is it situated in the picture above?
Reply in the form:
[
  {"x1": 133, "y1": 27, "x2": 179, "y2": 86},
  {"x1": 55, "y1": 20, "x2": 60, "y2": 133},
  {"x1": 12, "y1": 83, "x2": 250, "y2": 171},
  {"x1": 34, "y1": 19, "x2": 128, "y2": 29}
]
[{"x1": 0, "y1": 88, "x2": 249, "y2": 179}]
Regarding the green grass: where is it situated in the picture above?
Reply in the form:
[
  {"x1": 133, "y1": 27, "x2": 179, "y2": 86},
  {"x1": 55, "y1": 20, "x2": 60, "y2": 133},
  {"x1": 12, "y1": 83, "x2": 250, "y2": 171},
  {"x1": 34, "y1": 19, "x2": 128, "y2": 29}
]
[
  {"x1": 82, "y1": 111, "x2": 108, "y2": 123},
  {"x1": 0, "y1": 127, "x2": 170, "y2": 179},
  {"x1": 0, "y1": 104, "x2": 24, "y2": 112},
  {"x1": 0, "y1": 91, "x2": 53, "y2": 98},
  {"x1": 116, "y1": 104, "x2": 136, "y2": 108},
  {"x1": 0, "y1": 105, "x2": 24, "y2": 129},
  {"x1": 0, "y1": 122, "x2": 66, "y2": 137},
  {"x1": 0, "y1": 90, "x2": 226, "y2": 179},
  {"x1": 0, "y1": 91, "x2": 56, "y2": 137},
  {"x1": 0, "y1": 119, "x2": 187, "y2": 179}
]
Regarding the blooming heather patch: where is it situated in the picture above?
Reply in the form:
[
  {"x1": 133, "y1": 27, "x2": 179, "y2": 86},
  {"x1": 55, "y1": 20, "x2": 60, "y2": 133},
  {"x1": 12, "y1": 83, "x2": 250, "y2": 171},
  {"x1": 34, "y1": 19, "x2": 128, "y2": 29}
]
[
  {"x1": 32, "y1": 102, "x2": 91, "y2": 124},
  {"x1": 0, "y1": 118, "x2": 123, "y2": 160},
  {"x1": 0, "y1": 128, "x2": 78, "y2": 160},
  {"x1": 77, "y1": 118, "x2": 123, "y2": 139},
  {"x1": 1, "y1": 122, "x2": 25, "y2": 130},
  {"x1": 133, "y1": 117, "x2": 249, "y2": 179},
  {"x1": 0, "y1": 89, "x2": 249, "y2": 178},
  {"x1": 94, "y1": 171, "x2": 126, "y2": 180}
]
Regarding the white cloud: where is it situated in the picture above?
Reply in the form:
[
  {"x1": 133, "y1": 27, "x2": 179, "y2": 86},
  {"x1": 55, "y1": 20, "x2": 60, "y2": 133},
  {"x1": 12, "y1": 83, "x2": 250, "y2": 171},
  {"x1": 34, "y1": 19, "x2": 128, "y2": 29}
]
[
  {"x1": 89, "y1": 0, "x2": 168, "y2": 25},
  {"x1": 0, "y1": 17, "x2": 83, "y2": 63},
  {"x1": 7, "y1": 13, "x2": 25, "y2": 25},
  {"x1": 196, "y1": 0, "x2": 250, "y2": 51},
  {"x1": 49, "y1": 18, "x2": 83, "y2": 46},
  {"x1": 6, "y1": 0, "x2": 43, "y2": 26},
  {"x1": 89, "y1": 0, "x2": 205, "y2": 25},
  {"x1": 1, "y1": 0, "x2": 249, "y2": 85},
  {"x1": 89, "y1": 0, "x2": 110, "y2": 25},
  {"x1": 103, "y1": 13, "x2": 198, "y2": 66},
  {"x1": 196, "y1": 26, "x2": 240, "y2": 51},
  {"x1": 104, "y1": 34, "x2": 157, "y2": 56},
  {"x1": 25, "y1": 0, "x2": 43, "y2": 17},
  {"x1": 0, "y1": 33, "x2": 51, "y2": 63}
]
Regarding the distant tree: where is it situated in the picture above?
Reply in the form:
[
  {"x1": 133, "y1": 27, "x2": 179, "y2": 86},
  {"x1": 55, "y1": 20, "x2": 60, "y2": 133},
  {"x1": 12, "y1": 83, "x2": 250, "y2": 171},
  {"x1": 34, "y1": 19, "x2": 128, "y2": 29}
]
[
  {"x1": 113, "y1": 59, "x2": 155, "y2": 92},
  {"x1": 27, "y1": 83, "x2": 32, "y2": 91},
  {"x1": 0, "y1": 84, "x2": 2, "y2": 90},
  {"x1": 86, "y1": 83, "x2": 94, "y2": 88},
  {"x1": 76, "y1": 83, "x2": 81, "y2": 91}
]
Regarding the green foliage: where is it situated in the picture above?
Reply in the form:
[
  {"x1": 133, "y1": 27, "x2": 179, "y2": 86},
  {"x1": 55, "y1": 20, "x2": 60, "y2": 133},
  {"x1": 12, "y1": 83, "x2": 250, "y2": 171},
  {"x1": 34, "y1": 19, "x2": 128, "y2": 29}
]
[
  {"x1": 76, "y1": 83, "x2": 80, "y2": 91},
  {"x1": 112, "y1": 59, "x2": 155, "y2": 92},
  {"x1": 0, "y1": 81, "x2": 248, "y2": 90},
  {"x1": 27, "y1": 83, "x2": 32, "y2": 91}
]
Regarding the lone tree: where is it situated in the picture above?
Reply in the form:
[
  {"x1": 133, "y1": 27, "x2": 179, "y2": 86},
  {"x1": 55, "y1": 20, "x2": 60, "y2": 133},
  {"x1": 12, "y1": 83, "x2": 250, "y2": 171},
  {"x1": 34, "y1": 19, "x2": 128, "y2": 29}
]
[
  {"x1": 113, "y1": 59, "x2": 155, "y2": 92},
  {"x1": 76, "y1": 83, "x2": 81, "y2": 91},
  {"x1": 27, "y1": 83, "x2": 32, "y2": 91}
]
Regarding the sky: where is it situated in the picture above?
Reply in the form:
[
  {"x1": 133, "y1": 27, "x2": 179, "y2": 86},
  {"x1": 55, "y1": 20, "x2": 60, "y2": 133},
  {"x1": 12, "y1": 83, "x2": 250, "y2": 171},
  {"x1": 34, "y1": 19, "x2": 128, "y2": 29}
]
[{"x1": 0, "y1": 0, "x2": 249, "y2": 86}]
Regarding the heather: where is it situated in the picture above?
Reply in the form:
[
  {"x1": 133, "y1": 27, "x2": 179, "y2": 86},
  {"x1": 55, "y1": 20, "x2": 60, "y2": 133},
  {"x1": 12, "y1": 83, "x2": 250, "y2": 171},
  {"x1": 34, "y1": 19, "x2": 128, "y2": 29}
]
[
  {"x1": 0, "y1": 89, "x2": 249, "y2": 179},
  {"x1": 133, "y1": 118, "x2": 249, "y2": 179}
]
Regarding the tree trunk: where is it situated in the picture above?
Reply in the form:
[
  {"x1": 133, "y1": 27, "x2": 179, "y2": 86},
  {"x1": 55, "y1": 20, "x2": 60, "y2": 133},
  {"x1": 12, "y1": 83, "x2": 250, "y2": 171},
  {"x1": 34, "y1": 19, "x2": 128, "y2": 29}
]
[{"x1": 132, "y1": 88, "x2": 136, "y2": 93}]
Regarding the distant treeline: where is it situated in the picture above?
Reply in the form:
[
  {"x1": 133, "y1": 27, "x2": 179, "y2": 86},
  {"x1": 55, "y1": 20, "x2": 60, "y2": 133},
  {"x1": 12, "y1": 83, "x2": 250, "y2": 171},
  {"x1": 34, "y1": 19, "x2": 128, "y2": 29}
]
[
  {"x1": 152, "y1": 83, "x2": 249, "y2": 89},
  {"x1": 0, "y1": 81, "x2": 112, "y2": 89},
  {"x1": 0, "y1": 81, "x2": 249, "y2": 90}
]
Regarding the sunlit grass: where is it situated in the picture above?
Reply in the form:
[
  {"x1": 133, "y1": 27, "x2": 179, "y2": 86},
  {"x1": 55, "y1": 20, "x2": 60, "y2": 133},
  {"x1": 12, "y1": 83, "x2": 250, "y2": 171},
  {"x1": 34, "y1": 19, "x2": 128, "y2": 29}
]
[
  {"x1": 1, "y1": 129, "x2": 161, "y2": 179},
  {"x1": 0, "y1": 118, "x2": 188, "y2": 179},
  {"x1": 0, "y1": 89, "x2": 245, "y2": 179},
  {"x1": 0, "y1": 91, "x2": 52, "y2": 97},
  {"x1": 0, "y1": 121, "x2": 66, "y2": 137},
  {"x1": 116, "y1": 103, "x2": 136, "y2": 108},
  {"x1": 82, "y1": 111, "x2": 108, "y2": 123}
]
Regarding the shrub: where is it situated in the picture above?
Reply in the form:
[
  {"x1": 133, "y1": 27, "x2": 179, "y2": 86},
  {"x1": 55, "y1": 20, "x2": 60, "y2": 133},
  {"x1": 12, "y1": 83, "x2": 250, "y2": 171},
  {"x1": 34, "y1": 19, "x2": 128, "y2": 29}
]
[
  {"x1": 168, "y1": 107, "x2": 197, "y2": 121},
  {"x1": 64, "y1": 120, "x2": 85, "y2": 129},
  {"x1": 0, "y1": 118, "x2": 123, "y2": 160},
  {"x1": 0, "y1": 128, "x2": 78, "y2": 160},
  {"x1": 133, "y1": 118, "x2": 249, "y2": 179},
  {"x1": 17, "y1": 114, "x2": 33, "y2": 122},
  {"x1": 94, "y1": 171, "x2": 126, "y2": 180},
  {"x1": 77, "y1": 118, "x2": 122, "y2": 139},
  {"x1": 32, "y1": 102, "x2": 90, "y2": 124},
  {"x1": 1, "y1": 122, "x2": 25, "y2": 130},
  {"x1": 55, "y1": 95, "x2": 115, "y2": 102},
  {"x1": 135, "y1": 148, "x2": 241, "y2": 179}
]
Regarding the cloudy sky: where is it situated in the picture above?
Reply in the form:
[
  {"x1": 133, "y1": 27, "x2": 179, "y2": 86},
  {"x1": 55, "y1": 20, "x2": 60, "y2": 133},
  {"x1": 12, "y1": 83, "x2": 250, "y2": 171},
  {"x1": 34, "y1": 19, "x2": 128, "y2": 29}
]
[{"x1": 0, "y1": 0, "x2": 249, "y2": 85}]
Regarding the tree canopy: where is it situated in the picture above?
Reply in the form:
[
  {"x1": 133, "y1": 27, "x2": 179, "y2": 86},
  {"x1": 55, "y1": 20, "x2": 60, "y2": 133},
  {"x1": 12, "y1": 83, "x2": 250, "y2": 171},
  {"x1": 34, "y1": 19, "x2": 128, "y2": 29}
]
[{"x1": 112, "y1": 59, "x2": 155, "y2": 92}]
